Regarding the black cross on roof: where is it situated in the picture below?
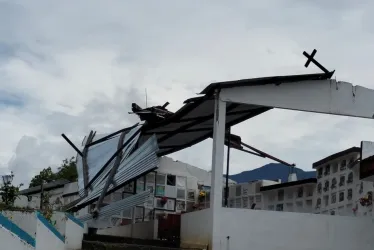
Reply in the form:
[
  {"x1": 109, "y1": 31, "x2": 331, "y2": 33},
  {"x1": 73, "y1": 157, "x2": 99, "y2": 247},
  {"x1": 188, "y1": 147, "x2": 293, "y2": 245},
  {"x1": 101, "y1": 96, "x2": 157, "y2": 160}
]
[{"x1": 303, "y1": 49, "x2": 331, "y2": 74}]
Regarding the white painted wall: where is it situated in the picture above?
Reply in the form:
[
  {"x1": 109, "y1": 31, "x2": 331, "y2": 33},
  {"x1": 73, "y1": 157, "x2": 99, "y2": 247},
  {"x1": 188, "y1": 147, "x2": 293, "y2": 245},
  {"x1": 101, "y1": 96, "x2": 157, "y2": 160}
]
[
  {"x1": 181, "y1": 208, "x2": 374, "y2": 250},
  {"x1": 0, "y1": 226, "x2": 34, "y2": 250},
  {"x1": 65, "y1": 215, "x2": 84, "y2": 250},
  {"x1": 181, "y1": 209, "x2": 211, "y2": 246},
  {"x1": 35, "y1": 214, "x2": 65, "y2": 250},
  {"x1": 1, "y1": 211, "x2": 37, "y2": 239},
  {"x1": 98, "y1": 220, "x2": 158, "y2": 239},
  {"x1": 51, "y1": 212, "x2": 67, "y2": 237}
]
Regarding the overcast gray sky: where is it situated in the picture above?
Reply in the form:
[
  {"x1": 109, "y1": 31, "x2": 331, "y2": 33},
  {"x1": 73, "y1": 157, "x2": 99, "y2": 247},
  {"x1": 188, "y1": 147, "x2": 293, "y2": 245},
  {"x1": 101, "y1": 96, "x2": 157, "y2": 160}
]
[{"x1": 1, "y1": 0, "x2": 374, "y2": 186}]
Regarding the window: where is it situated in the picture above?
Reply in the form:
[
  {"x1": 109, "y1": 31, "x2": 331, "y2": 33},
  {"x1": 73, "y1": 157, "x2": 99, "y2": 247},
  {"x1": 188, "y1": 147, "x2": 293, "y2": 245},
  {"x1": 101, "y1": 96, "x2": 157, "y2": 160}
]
[
  {"x1": 146, "y1": 185, "x2": 154, "y2": 194},
  {"x1": 317, "y1": 183, "x2": 322, "y2": 194},
  {"x1": 156, "y1": 174, "x2": 166, "y2": 196},
  {"x1": 166, "y1": 175, "x2": 176, "y2": 186},
  {"x1": 135, "y1": 206, "x2": 144, "y2": 220},
  {"x1": 124, "y1": 182, "x2": 134, "y2": 193},
  {"x1": 146, "y1": 173, "x2": 155, "y2": 183},
  {"x1": 255, "y1": 195, "x2": 262, "y2": 202},
  {"x1": 176, "y1": 201, "x2": 186, "y2": 211},
  {"x1": 176, "y1": 176, "x2": 186, "y2": 187},
  {"x1": 276, "y1": 204, "x2": 284, "y2": 211},
  {"x1": 323, "y1": 180, "x2": 329, "y2": 192},
  {"x1": 316, "y1": 198, "x2": 321, "y2": 208},
  {"x1": 306, "y1": 187, "x2": 313, "y2": 197},
  {"x1": 339, "y1": 175, "x2": 345, "y2": 187},
  {"x1": 347, "y1": 172, "x2": 353, "y2": 184},
  {"x1": 339, "y1": 191, "x2": 344, "y2": 202},
  {"x1": 287, "y1": 191, "x2": 293, "y2": 199},
  {"x1": 187, "y1": 190, "x2": 195, "y2": 201},
  {"x1": 229, "y1": 199, "x2": 234, "y2": 208},
  {"x1": 255, "y1": 183, "x2": 261, "y2": 193},
  {"x1": 156, "y1": 199, "x2": 165, "y2": 208},
  {"x1": 177, "y1": 189, "x2": 185, "y2": 199},
  {"x1": 340, "y1": 160, "x2": 347, "y2": 170},
  {"x1": 324, "y1": 195, "x2": 329, "y2": 206},
  {"x1": 268, "y1": 194, "x2": 275, "y2": 202},
  {"x1": 136, "y1": 182, "x2": 145, "y2": 194},
  {"x1": 235, "y1": 198, "x2": 241, "y2": 208},
  {"x1": 155, "y1": 186, "x2": 165, "y2": 196},
  {"x1": 242, "y1": 197, "x2": 249, "y2": 208},
  {"x1": 297, "y1": 187, "x2": 304, "y2": 198},
  {"x1": 156, "y1": 174, "x2": 166, "y2": 185},
  {"x1": 347, "y1": 189, "x2": 352, "y2": 201},
  {"x1": 331, "y1": 193, "x2": 336, "y2": 204},
  {"x1": 249, "y1": 196, "x2": 254, "y2": 204},
  {"x1": 122, "y1": 208, "x2": 132, "y2": 219},
  {"x1": 236, "y1": 186, "x2": 242, "y2": 197},
  {"x1": 278, "y1": 189, "x2": 284, "y2": 201},
  {"x1": 324, "y1": 165, "x2": 330, "y2": 176},
  {"x1": 317, "y1": 168, "x2": 323, "y2": 178},
  {"x1": 330, "y1": 210, "x2": 336, "y2": 215},
  {"x1": 349, "y1": 157, "x2": 354, "y2": 165},
  {"x1": 145, "y1": 197, "x2": 154, "y2": 208},
  {"x1": 332, "y1": 163, "x2": 338, "y2": 173},
  {"x1": 331, "y1": 178, "x2": 337, "y2": 189},
  {"x1": 359, "y1": 182, "x2": 364, "y2": 194}
]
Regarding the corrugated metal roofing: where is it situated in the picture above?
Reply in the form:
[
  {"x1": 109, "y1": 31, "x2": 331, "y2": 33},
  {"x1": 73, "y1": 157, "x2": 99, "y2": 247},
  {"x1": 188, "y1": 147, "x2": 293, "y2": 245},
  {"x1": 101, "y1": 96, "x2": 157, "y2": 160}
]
[
  {"x1": 78, "y1": 190, "x2": 151, "y2": 223},
  {"x1": 76, "y1": 124, "x2": 143, "y2": 197},
  {"x1": 74, "y1": 134, "x2": 159, "y2": 210}
]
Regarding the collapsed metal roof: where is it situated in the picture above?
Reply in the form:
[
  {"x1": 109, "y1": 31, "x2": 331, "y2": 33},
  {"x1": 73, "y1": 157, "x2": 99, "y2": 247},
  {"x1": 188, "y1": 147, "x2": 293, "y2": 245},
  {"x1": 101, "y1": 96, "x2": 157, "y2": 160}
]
[{"x1": 62, "y1": 71, "x2": 333, "y2": 221}]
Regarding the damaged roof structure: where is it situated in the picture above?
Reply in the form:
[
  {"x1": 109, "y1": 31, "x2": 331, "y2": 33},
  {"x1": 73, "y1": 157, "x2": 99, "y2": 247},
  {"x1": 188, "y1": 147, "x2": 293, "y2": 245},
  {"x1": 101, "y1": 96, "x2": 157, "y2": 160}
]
[{"x1": 61, "y1": 50, "x2": 334, "y2": 226}]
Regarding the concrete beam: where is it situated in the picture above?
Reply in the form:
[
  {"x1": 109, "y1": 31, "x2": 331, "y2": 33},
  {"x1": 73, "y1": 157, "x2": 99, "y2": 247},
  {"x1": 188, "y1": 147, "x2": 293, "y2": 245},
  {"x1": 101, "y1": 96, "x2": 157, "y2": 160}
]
[{"x1": 220, "y1": 79, "x2": 374, "y2": 119}]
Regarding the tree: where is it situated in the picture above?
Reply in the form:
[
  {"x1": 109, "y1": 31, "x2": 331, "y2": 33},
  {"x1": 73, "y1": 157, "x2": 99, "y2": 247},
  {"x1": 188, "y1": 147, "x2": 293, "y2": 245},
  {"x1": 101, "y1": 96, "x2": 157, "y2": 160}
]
[
  {"x1": 56, "y1": 157, "x2": 78, "y2": 182},
  {"x1": 0, "y1": 172, "x2": 23, "y2": 207},
  {"x1": 29, "y1": 167, "x2": 56, "y2": 188},
  {"x1": 29, "y1": 157, "x2": 78, "y2": 188}
]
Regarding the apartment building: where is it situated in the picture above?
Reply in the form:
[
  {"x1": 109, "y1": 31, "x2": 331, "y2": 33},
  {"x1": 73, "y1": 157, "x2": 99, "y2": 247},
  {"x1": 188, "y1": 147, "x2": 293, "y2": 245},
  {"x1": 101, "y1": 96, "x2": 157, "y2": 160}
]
[
  {"x1": 313, "y1": 147, "x2": 374, "y2": 216},
  {"x1": 260, "y1": 177, "x2": 316, "y2": 213},
  {"x1": 225, "y1": 180, "x2": 281, "y2": 210}
]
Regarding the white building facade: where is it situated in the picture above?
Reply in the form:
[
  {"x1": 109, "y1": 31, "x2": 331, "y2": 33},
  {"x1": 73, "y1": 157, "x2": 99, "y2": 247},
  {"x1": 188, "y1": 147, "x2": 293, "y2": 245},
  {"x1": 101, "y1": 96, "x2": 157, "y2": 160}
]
[
  {"x1": 313, "y1": 147, "x2": 374, "y2": 217},
  {"x1": 225, "y1": 180, "x2": 280, "y2": 210},
  {"x1": 260, "y1": 178, "x2": 316, "y2": 213}
]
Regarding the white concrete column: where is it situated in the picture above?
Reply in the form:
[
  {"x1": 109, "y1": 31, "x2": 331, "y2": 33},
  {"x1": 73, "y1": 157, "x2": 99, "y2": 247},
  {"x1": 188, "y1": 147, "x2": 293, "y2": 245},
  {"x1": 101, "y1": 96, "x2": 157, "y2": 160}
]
[{"x1": 210, "y1": 90, "x2": 226, "y2": 250}]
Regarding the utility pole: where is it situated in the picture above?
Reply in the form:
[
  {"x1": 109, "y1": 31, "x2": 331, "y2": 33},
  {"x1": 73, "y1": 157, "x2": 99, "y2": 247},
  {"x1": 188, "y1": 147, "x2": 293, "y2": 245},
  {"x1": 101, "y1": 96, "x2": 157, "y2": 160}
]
[{"x1": 40, "y1": 180, "x2": 44, "y2": 210}]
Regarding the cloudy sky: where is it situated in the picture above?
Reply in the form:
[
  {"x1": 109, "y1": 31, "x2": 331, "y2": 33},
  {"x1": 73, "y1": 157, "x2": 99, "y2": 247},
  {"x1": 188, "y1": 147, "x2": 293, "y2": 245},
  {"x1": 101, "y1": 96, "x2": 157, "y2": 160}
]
[{"x1": 1, "y1": 0, "x2": 374, "y2": 186}]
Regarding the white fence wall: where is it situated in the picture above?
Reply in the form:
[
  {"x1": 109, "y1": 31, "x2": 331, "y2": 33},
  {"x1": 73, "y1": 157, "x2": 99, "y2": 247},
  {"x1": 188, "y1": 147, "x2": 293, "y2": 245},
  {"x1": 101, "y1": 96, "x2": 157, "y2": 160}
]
[
  {"x1": 35, "y1": 212, "x2": 65, "y2": 250},
  {"x1": 0, "y1": 226, "x2": 35, "y2": 250},
  {"x1": 181, "y1": 208, "x2": 374, "y2": 250},
  {"x1": 181, "y1": 209, "x2": 211, "y2": 247},
  {"x1": 98, "y1": 220, "x2": 158, "y2": 239},
  {"x1": 51, "y1": 212, "x2": 67, "y2": 237},
  {"x1": 1, "y1": 211, "x2": 37, "y2": 239},
  {"x1": 0, "y1": 210, "x2": 84, "y2": 250},
  {"x1": 0, "y1": 212, "x2": 35, "y2": 250},
  {"x1": 65, "y1": 213, "x2": 84, "y2": 250}
]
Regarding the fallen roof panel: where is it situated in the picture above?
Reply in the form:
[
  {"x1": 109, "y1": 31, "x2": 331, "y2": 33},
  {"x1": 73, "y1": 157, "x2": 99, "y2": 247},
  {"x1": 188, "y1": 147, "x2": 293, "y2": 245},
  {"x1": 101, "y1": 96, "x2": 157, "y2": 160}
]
[
  {"x1": 78, "y1": 190, "x2": 151, "y2": 225},
  {"x1": 74, "y1": 135, "x2": 159, "y2": 210}
]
